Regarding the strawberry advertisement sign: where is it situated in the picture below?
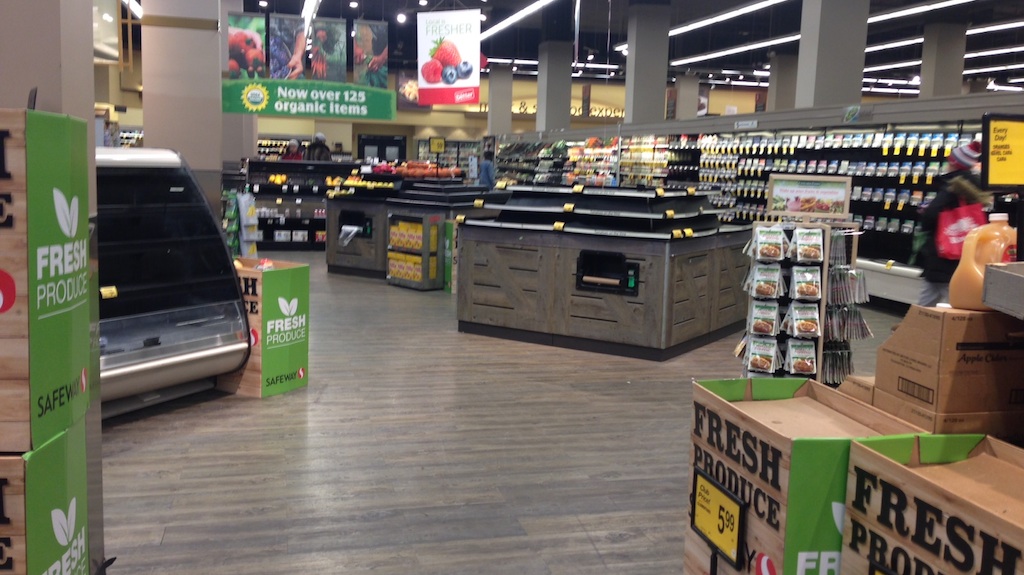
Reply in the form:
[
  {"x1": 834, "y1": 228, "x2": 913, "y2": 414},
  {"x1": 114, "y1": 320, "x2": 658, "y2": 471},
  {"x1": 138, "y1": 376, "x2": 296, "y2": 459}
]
[{"x1": 417, "y1": 10, "x2": 480, "y2": 105}]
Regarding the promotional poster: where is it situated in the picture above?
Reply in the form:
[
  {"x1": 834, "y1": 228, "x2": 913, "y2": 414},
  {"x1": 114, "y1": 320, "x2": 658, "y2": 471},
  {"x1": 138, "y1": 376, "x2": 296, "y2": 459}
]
[{"x1": 417, "y1": 9, "x2": 480, "y2": 105}]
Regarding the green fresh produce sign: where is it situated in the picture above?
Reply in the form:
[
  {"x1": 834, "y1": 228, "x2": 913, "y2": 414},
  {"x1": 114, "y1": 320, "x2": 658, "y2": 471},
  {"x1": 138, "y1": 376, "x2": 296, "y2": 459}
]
[
  {"x1": 222, "y1": 79, "x2": 396, "y2": 120},
  {"x1": 26, "y1": 111, "x2": 92, "y2": 446},
  {"x1": 259, "y1": 263, "x2": 309, "y2": 397},
  {"x1": 25, "y1": 418, "x2": 90, "y2": 575}
]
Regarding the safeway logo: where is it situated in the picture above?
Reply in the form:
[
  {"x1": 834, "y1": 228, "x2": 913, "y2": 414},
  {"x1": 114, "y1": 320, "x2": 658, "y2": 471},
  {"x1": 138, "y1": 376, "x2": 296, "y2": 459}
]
[
  {"x1": 297, "y1": 367, "x2": 305, "y2": 379},
  {"x1": 79, "y1": 368, "x2": 88, "y2": 394},
  {"x1": 0, "y1": 268, "x2": 14, "y2": 314},
  {"x1": 249, "y1": 327, "x2": 260, "y2": 347},
  {"x1": 53, "y1": 188, "x2": 78, "y2": 239},
  {"x1": 278, "y1": 297, "x2": 298, "y2": 316}
]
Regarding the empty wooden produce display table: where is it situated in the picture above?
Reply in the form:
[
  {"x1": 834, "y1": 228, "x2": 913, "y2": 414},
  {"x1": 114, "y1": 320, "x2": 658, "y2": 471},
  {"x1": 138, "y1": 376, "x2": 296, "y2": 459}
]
[
  {"x1": 456, "y1": 226, "x2": 749, "y2": 360},
  {"x1": 218, "y1": 258, "x2": 309, "y2": 398}
]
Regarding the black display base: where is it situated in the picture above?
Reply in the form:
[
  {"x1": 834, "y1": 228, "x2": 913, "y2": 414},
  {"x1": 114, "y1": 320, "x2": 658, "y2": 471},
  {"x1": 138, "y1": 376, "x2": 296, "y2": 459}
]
[
  {"x1": 457, "y1": 320, "x2": 744, "y2": 362},
  {"x1": 327, "y1": 264, "x2": 387, "y2": 279}
]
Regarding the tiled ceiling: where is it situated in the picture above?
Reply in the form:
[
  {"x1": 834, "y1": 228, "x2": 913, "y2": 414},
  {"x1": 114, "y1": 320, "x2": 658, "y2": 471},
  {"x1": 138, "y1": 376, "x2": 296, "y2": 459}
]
[{"x1": 233, "y1": 0, "x2": 1024, "y2": 83}]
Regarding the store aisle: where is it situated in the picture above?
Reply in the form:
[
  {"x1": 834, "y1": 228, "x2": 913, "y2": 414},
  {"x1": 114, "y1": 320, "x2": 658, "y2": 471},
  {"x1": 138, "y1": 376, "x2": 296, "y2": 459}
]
[{"x1": 101, "y1": 252, "x2": 900, "y2": 574}]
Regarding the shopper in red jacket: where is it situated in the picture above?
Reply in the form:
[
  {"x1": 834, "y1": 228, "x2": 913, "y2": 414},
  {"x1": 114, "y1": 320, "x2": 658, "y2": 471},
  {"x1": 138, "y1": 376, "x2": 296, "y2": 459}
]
[
  {"x1": 281, "y1": 139, "x2": 303, "y2": 161},
  {"x1": 916, "y1": 140, "x2": 989, "y2": 306}
]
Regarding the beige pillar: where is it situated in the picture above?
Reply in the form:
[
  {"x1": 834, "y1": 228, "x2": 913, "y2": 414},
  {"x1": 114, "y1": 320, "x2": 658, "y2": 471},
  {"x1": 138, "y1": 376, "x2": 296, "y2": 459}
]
[
  {"x1": 487, "y1": 66, "x2": 514, "y2": 135},
  {"x1": 767, "y1": 53, "x2": 798, "y2": 111},
  {"x1": 625, "y1": 1, "x2": 671, "y2": 124},
  {"x1": 920, "y1": 22, "x2": 968, "y2": 98},
  {"x1": 795, "y1": 0, "x2": 870, "y2": 108}
]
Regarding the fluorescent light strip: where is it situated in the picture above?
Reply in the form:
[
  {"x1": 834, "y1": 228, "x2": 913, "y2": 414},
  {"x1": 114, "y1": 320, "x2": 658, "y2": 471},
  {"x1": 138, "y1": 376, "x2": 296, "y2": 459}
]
[
  {"x1": 987, "y1": 81, "x2": 1024, "y2": 92},
  {"x1": 574, "y1": 63, "x2": 618, "y2": 70},
  {"x1": 752, "y1": 70, "x2": 770, "y2": 77},
  {"x1": 964, "y1": 62, "x2": 1024, "y2": 75},
  {"x1": 862, "y1": 87, "x2": 921, "y2": 95},
  {"x1": 708, "y1": 79, "x2": 770, "y2": 87},
  {"x1": 1008, "y1": 77, "x2": 1024, "y2": 83},
  {"x1": 863, "y1": 59, "x2": 922, "y2": 73},
  {"x1": 866, "y1": 0, "x2": 977, "y2": 24},
  {"x1": 481, "y1": 0, "x2": 558, "y2": 41},
  {"x1": 965, "y1": 44, "x2": 1024, "y2": 59},
  {"x1": 670, "y1": 34, "x2": 800, "y2": 66},
  {"x1": 121, "y1": 0, "x2": 143, "y2": 19},
  {"x1": 865, "y1": 37, "x2": 923, "y2": 53},
  {"x1": 967, "y1": 20, "x2": 1024, "y2": 35},
  {"x1": 615, "y1": 0, "x2": 790, "y2": 51},
  {"x1": 863, "y1": 78, "x2": 915, "y2": 85}
]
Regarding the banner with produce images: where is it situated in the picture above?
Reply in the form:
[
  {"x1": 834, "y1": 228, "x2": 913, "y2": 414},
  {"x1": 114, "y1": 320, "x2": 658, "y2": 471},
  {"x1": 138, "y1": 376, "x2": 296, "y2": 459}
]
[
  {"x1": 309, "y1": 18, "x2": 349, "y2": 83},
  {"x1": 417, "y1": 9, "x2": 480, "y2": 105},
  {"x1": 268, "y1": 15, "x2": 306, "y2": 79},
  {"x1": 228, "y1": 13, "x2": 267, "y2": 79},
  {"x1": 397, "y1": 69, "x2": 430, "y2": 111},
  {"x1": 354, "y1": 20, "x2": 389, "y2": 89}
]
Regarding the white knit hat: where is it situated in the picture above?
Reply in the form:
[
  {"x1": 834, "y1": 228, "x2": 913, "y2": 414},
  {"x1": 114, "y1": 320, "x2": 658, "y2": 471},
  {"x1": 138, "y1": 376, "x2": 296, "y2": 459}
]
[{"x1": 947, "y1": 140, "x2": 981, "y2": 172}]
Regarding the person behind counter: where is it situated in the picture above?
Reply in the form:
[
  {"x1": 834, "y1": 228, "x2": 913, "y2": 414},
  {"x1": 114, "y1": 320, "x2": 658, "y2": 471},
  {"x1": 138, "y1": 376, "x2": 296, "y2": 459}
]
[
  {"x1": 281, "y1": 139, "x2": 304, "y2": 161},
  {"x1": 478, "y1": 150, "x2": 496, "y2": 191},
  {"x1": 304, "y1": 132, "x2": 333, "y2": 162}
]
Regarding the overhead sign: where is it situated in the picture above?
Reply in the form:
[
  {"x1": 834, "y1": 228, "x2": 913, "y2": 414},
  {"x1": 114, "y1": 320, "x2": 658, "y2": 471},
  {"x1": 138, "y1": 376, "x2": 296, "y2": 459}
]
[
  {"x1": 223, "y1": 79, "x2": 396, "y2": 121},
  {"x1": 766, "y1": 174, "x2": 851, "y2": 219},
  {"x1": 982, "y1": 113, "x2": 1024, "y2": 187},
  {"x1": 417, "y1": 9, "x2": 480, "y2": 105}
]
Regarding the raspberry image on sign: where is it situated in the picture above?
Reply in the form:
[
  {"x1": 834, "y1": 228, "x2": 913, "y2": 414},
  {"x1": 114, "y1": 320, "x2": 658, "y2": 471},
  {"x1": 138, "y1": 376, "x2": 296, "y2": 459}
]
[{"x1": 0, "y1": 268, "x2": 15, "y2": 313}]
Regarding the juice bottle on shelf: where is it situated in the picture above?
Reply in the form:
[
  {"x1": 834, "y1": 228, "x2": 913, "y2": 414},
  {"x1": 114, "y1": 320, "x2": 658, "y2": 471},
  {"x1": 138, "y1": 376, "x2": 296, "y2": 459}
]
[{"x1": 948, "y1": 212, "x2": 1017, "y2": 311}]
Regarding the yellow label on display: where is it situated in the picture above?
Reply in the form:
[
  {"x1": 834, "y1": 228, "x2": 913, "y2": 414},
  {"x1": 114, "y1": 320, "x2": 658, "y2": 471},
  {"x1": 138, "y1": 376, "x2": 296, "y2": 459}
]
[
  {"x1": 455, "y1": 214, "x2": 466, "y2": 224},
  {"x1": 553, "y1": 221, "x2": 565, "y2": 231},
  {"x1": 573, "y1": 184, "x2": 585, "y2": 193},
  {"x1": 100, "y1": 286, "x2": 119, "y2": 299},
  {"x1": 897, "y1": 200, "x2": 906, "y2": 211},
  {"x1": 495, "y1": 180, "x2": 507, "y2": 190},
  {"x1": 912, "y1": 175, "x2": 920, "y2": 184},
  {"x1": 931, "y1": 147, "x2": 939, "y2": 157},
  {"x1": 899, "y1": 175, "x2": 907, "y2": 184},
  {"x1": 882, "y1": 147, "x2": 889, "y2": 156},
  {"x1": 692, "y1": 471, "x2": 743, "y2": 565},
  {"x1": 926, "y1": 175, "x2": 934, "y2": 185},
  {"x1": 473, "y1": 199, "x2": 485, "y2": 208},
  {"x1": 655, "y1": 187, "x2": 666, "y2": 197},
  {"x1": 563, "y1": 203, "x2": 575, "y2": 212},
  {"x1": 988, "y1": 118, "x2": 1024, "y2": 186},
  {"x1": 429, "y1": 137, "x2": 446, "y2": 154},
  {"x1": 665, "y1": 209, "x2": 675, "y2": 219},
  {"x1": 884, "y1": 200, "x2": 892, "y2": 210},
  {"x1": 885, "y1": 260, "x2": 895, "y2": 270}
]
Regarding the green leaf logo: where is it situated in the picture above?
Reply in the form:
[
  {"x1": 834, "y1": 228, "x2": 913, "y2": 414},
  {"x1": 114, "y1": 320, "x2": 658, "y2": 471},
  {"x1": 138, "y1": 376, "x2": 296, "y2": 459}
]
[
  {"x1": 51, "y1": 497, "x2": 77, "y2": 547},
  {"x1": 278, "y1": 297, "x2": 298, "y2": 317},
  {"x1": 831, "y1": 501, "x2": 845, "y2": 534},
  {"x1": 53, "y1": 187, "x2": 78, "y2": 239}
]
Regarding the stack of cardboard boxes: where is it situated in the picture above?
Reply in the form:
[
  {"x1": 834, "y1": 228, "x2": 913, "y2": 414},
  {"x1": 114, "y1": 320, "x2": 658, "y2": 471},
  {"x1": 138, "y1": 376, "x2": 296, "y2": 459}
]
[{"x1": 0, "y1": 110, "x2": 94, "y2": 575}]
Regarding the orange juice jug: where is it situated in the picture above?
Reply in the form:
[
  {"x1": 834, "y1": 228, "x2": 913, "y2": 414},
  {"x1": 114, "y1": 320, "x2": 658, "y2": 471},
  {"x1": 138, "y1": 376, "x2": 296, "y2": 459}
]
[{"x1": 948, "y1": 212, "x2": 1017, "y2": 310}]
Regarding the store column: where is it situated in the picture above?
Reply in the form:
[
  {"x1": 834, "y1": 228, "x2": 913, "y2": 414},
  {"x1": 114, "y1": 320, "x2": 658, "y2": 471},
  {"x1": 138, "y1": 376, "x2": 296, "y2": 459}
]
[
  {"x1": 488, "y1": 65, "x2": 514, "y2": 135},
  {"x1": 222, "y1": 0, "x2": 257, "y2": 165},
  {"x1": 536, "y1": 0, "x2": 574, "y2": 132},
  {"x1": 920, "y1": 22, "x2": 968, "y2": 98},
  {"x1": 767, "y1": 53, "x2": 798, "y2": 111},
  {"x1": 795, "y1": 0, "x2": 870, "y2": 108},
  {"x1": 625, "y1": 0, "x2": 671, "y2": 124},
  {"x1": 142, "y1": 0, "x2": 223, "y2": 206},
  {"x1": 674, "y1": 75, "x2": 701, "y2": 119}
]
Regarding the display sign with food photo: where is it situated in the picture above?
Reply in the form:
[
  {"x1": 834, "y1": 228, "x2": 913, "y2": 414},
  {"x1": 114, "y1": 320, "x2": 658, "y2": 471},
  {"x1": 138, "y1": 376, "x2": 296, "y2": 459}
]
[
  {"x1": 397, "y1": 70, "x2": 431, "y2": 111},
  {"x1": 354, "y1": 20, "x2": 388, "y2": 88},
  {"x1": 417, "y1": 9, "x2": 480, "y2": 105},
  {"x1": 228, "y1": 13, "x2": 268, "y2": 79},
  {"x1": 766, "y1": 174, "x2": 851, "y2": 219}
]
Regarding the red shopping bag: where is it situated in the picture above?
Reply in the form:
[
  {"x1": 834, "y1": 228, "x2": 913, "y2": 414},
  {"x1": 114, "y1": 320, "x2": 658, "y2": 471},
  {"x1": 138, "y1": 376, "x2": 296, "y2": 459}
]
[{"x1": 936, "y1": 200, "x2": 986, "y2": 259}]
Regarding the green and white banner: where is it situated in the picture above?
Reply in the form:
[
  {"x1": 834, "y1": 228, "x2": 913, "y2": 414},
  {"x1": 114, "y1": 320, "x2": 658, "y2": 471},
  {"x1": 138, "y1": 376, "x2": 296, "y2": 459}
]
[
  {"x1": 24, "y1": 418, "x2": 90, "y2": 575},
  {"x1": 223, "y1": 79, "x2": 396, "y2": 121},
  {"x1": 26, "y1": 111, "x2": 92, "y2": 447},
  {"x1": 259, "y1": 262, "x2": 309, "y2": 397}
]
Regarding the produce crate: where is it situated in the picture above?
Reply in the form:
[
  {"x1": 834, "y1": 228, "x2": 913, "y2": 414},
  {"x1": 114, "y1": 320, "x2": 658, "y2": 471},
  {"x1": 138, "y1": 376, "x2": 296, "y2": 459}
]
[
  {"x1": 217, "y1": 258, "x2": 309, "y2": 398},
  {"x1": 842, "y1": 434, "x2": 1024, "y2": 575},
  {"x1": 0, "y1": 109, "x2": 91, "y2": 453},
  {"x1": 0, "y1": 417, "x2": 89, "y2": 575},
  {"x1": 685, "y1": 378, "x2": 920, "y2": 575}
]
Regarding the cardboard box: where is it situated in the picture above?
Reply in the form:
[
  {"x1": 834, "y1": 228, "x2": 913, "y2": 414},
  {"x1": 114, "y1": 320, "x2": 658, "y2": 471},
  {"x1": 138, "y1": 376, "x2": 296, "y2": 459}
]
[
  {"x1": 872, "y1": 387, "x2": 1024, "y2": 443},
  {"x1": 217, "y1": 258, "x2": 309, "y2": 398},
  {"x1": 842, "y1": 434, "x2": 1024, "y2": 575},
  {"x1": 875, "y1": 305, "x2": 1024, "y2": 414},
  {"x1": 0, "y1": 417, "x2": 89, "y2": 575},
  {"x1": 0, "y1": 109, "x2": 92, "y2": 452},
  {"x1": 686, "y1": 378, "x2": 920, "y2": 575},
  {"x1": 838, "y1": 375, "x2": 875, "y2": 405}
]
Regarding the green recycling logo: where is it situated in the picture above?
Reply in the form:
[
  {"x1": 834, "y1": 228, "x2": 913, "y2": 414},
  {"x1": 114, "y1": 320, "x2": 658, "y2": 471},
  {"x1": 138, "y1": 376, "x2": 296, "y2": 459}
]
[{"x1": 45, "y1": 497, "x2": 87, "y2": 575}]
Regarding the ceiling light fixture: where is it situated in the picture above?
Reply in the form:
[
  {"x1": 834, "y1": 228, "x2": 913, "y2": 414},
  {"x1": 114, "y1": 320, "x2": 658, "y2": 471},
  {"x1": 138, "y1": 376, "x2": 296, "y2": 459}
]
[
  {"x1": 480, "y1": 13, "x2": 487, "y2": 21},
  {"x1": 964, "y1": 62, "x2": 1024, "y2": 75},
  {"x1": 862, "y1": 59, "x2": 922, "y2": 73},
  {"x1": 301, "y1": 0, "x2": 321, "y2": 36},
  {"x1": 752, "y1": 70, "x2": 770, "y2": 77},
  {"x1": 967, "y1": 19, "x2": 1024, "y2": 35},
  {"x1": 1008, "y1": 77, "x2": 1024, "y2": 83},
  {"x1": 102, "y1": 12, "x2": 114, "y2": 22},
  {"x1": 865, "y1": 37, "x2": 923, "y2": 53},
  {"x1": 986, "y1": 80, "x2": 1024, "y2": 92},
  {"x1": 397, "y1": 12, "x2": 407, "y2": 23},
  {"x1": 419, "y1": 0, "x2": 428, "y2": 4},
  {"x1": 615, "y1": 0, "x2": 792, "y2": 52},
  {"x1": 349, "y1": 1, "x2": 358, "y2": 8},
  {"x1": 965, "y1": 44, "x2": 1024, "y2": 59},
  {"x1": 121, "y1": 0, "x2": 143, "y2": 19},
  {"x1": 670, "y1": 34, "x2": 800, "y2": 66},
  {"x1": 867, "y1": 0, "x2": 977, "y2": 24},
  {"x1": 481, "y1": 0, "x2": 559, "y2": 41}
]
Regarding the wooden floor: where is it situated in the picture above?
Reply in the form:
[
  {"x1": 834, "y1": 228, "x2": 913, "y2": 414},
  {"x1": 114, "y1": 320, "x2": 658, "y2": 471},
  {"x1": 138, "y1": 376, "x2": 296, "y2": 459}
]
[{"x1": 101, "y1": 251, "x2": 900, "y2": 574}]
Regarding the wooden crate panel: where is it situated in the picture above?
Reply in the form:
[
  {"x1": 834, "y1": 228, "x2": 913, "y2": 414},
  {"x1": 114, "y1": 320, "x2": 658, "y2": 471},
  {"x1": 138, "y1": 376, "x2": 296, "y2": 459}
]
[
  {"x1": 0, "y1": 296, "x2": 27, "y2": 339},
  {"x1": 711, "y1": 245, "x2": 750, "y2": 330},
  {"x1": 0, "y1": 381, "x2": 29, "y2": 422},
  {"x1": 458, "y1": 240, "x2": 552, "y2": 331},
  {"x1": 842, "y1": 436, "x2": 1024, "y2": 575},
  {"x1": 669, "y1": 251, "x2": 712, "y2": 345},
  {"x1": 487, "y1": 245, "x2": 543, "y2": 271},
  {"x1": 0, "y1": 338, "x2": 28, "y2": 379},
  {"x1": 685, "y1": 524, "x2": 788, "y2": 575},
  {"x1": 0, "y1": 455, "x2": 26, "y2": 537},
  {"x1": 465, "y1": 263, "x2": 541, "y2": 293}
]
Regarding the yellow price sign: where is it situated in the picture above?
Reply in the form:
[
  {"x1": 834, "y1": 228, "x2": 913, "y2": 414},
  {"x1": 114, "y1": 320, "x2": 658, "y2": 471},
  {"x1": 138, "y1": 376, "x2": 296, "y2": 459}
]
[
  {"x1": 429, "y1": 137, "x2": 446, "y2": 154},
  {"x1": 985, "y1": 115, "x2": 1024, "y2": 186},
  {"x1": 691, "y1": 469, "x2": 746, "y2": 567}
]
